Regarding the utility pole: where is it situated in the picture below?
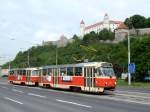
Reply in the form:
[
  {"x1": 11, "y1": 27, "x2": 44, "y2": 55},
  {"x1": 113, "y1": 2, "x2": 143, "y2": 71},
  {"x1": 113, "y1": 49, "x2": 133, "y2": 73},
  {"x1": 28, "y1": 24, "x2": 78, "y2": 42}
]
[
  {"x1": 128, "y1": 31, "x2": 131, "y2": 85},
  {"x1": 28, "y1": 50, "x2": 30, "y2": 67},
  {"x1": 9, "y1": 61, "x2": 11, "y2": 70},
  {"x1": 56, "y1": 45, "x2": 58, "y2": 66}
]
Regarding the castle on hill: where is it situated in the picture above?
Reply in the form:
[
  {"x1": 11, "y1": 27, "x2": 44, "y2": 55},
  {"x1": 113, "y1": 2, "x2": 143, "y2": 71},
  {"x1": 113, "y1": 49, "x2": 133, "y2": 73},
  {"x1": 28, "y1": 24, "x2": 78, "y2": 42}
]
[{"x1": 80, "y1": 13, "x2": 127, "y2": 37}]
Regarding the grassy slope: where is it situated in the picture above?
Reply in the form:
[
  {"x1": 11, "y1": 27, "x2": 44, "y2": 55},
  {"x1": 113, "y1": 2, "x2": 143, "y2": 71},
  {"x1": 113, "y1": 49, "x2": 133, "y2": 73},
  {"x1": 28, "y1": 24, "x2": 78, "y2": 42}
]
[{"x1": 117, "y1": 78, "x2": 150, "y2": 88}]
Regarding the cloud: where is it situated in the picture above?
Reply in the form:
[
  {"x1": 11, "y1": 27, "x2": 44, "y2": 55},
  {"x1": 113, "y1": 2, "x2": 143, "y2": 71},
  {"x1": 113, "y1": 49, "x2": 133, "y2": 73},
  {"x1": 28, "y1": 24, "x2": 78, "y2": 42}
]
[
  {"x1": 0, "y1": 0, "x2": 150, "y2": 64},
  {"x1": 34, "y1": 30, "x2": 55, "y2": 41}
]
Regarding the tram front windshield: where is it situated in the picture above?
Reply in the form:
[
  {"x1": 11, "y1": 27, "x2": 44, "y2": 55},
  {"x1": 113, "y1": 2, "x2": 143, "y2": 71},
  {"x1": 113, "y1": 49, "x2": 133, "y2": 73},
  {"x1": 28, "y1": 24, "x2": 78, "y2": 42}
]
[{"x1": 97, "y1": 67, "x2": 115, "y2": 76}]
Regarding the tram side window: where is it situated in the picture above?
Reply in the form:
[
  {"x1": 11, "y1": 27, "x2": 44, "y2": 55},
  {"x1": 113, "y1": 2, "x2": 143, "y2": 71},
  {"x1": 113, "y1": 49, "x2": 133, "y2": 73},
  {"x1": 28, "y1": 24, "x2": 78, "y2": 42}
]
[
  {"x1": 48, "y1": 68, "x2": 52, "y2": 76},
  {"x1": 39, "y1": 70, "x2": 42, "y2": 76},
  {"x1": 32, "y1": 70, "x2": 39, "y2": 76},
  {"x1": 14, "y1": 70, "x2": 17, "y2": 76},
  {"x1": 20, "y1": 70, "x2": 22, "y2": 75},
  {"x1": 60, "y1": 68, "x2": 67, "y2": 76},
  {"x1": 43, "y1": 69, "x2": 47, "y2": 76},
  {"x1": 18, "y1": 70, "x2": 22, "y2": 75},
  {"x1": 13, "y1": 70, "x2": 16, "y2": 76},
  {"x1": 9, "y1": 70, "x2": 14, "y2": 75},
  {"x1": 21, "y1": 70, "x2": 23, "y2": 75},
  {"x1": 23, "y1": 70, "x2": 26, "y2": 76},
  {"x1": 67, "y1": 67, "x2": 74, "y2": 76},
  {"x1": 75, "y1": 67, "x2": 82, "y2": 76}
]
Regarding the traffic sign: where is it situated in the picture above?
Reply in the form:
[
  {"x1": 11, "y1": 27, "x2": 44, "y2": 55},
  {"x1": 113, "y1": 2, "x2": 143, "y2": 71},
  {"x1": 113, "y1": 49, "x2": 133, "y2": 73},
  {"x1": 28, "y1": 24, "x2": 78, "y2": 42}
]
[{"x1": 128, "y1": 63, "x2": 135, "y2": 74}]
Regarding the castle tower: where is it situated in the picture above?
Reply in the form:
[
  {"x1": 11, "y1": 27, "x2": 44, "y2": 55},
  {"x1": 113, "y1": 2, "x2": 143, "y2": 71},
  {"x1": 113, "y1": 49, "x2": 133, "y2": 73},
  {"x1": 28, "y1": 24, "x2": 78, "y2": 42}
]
[
  {"x1": 103, "y1": 13, "x2": 110, "y2": 30},
  {"x1": 80, "y1": 20, "x2": 85, "y2": 38}
]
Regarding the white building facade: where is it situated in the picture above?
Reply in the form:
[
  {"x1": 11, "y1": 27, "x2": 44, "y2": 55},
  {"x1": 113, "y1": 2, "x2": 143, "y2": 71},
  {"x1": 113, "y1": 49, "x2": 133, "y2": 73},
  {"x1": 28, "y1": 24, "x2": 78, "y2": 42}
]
[{"x1": 80, "y1": 13, "x2": 126, "y2": 37}]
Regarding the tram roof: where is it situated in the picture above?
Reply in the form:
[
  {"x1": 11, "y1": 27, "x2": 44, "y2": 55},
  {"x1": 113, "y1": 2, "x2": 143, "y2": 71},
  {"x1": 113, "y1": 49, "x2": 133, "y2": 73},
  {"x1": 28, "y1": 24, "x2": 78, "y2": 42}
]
[
  {"x1": 41, "y1": 62, "x2": 113, "y2": 69},
  {"x1": 9, "y1": 67, "x2": 39, "y2": 71}
]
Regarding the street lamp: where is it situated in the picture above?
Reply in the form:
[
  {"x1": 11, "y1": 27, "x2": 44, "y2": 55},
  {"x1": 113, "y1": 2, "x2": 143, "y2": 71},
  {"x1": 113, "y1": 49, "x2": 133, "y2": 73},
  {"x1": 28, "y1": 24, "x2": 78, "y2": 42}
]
[{"x1": 127, "y1": 31, "x2": 131, "y2": 85}]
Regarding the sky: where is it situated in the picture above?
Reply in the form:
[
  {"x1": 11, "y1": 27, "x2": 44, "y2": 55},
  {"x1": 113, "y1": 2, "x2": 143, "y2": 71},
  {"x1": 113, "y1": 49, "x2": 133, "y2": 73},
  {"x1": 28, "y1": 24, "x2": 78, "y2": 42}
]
[{"x1": 0, "y1": 0, "x2": 149, "y2": 65}]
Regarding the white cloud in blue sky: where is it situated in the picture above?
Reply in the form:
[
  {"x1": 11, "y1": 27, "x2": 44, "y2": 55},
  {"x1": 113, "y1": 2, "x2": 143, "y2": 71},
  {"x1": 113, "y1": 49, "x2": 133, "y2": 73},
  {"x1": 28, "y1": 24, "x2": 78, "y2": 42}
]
[{"x1": 0, "y1": 0, "x2": 150, "y2": 64}]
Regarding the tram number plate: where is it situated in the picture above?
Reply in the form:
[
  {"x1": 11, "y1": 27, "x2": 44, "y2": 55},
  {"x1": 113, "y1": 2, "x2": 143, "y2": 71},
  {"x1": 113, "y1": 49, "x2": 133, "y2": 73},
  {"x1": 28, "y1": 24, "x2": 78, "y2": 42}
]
[{"x1": 62, "y1": 76, "x2": 72, "y2": 81}]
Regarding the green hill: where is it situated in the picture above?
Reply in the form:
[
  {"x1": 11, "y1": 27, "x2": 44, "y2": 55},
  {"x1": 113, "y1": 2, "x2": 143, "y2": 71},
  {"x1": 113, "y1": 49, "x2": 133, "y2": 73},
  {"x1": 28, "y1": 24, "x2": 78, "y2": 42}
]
[{"x1": 3, "y1": 32, "x2": 150, "y2": 81}]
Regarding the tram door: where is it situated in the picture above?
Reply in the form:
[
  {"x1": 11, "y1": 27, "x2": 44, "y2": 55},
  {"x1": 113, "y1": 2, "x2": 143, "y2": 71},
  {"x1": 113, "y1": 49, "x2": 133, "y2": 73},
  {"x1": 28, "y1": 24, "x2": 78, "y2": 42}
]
[
  {"x1": 53, "y1": 68, "x2": 59, "y2": 87},
  {"x1": 26, "y1": 70, "x2": 31, "y2": 83},
  {"x1": 84, "y1": 67, "x2": 94, "y2": 91},
  {"x1": 39, "y1": 69, "x2": 42, "y2": 83}
]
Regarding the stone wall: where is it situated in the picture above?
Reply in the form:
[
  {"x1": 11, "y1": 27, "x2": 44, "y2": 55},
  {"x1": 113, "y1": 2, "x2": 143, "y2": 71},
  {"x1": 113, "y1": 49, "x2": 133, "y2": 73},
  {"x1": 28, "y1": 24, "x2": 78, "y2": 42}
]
[
  {"x1": 42, "y1": 35, "x2": 74, "y2": 47},
  {"x1": 114, "y1": 28, "x2": 150, "y2": 43},
  {"x1": 129, "y1": 28, "x2": 150, "y2": 36},
  {"x1": 114, "y1": 29, "x2": 128, "y2": 43}
]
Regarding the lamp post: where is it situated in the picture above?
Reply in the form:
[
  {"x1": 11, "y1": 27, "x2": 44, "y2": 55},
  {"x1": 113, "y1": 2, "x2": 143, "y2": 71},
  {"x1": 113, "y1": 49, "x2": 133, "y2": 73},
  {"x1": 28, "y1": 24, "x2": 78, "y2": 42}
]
[
  {"x1": 127, "y1": 31, "x2": 131, "y2": 85},
  {"x1": 56, "y1": 45, "x2": 58, "y2": 66}
]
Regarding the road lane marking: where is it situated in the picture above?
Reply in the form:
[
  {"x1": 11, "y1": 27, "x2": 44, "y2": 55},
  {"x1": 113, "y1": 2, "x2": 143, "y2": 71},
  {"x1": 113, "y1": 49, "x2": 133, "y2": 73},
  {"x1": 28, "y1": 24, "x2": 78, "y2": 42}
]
[
  {"x1": 4, "y1": 97, "x2": 23, "y2": 105},
  {"x1": 14, "y1": 85, "x2": 42, "y2": 90},
  {"x1": 99, "y1": 96, "x2": 150, "y2": 105},
  {"x1": 12, "y1": 89, "x2": 24, "y2": 93},
  {"x1": 1, "y1": 86, "x2": 8, "y2": 89},
  {"x1": 115, "y1": 90, "x2": 150, "y2": 95},
  {"x1": 115, "y1": 93, "x2": 150, "y2": 99},
  {"x1": 10, "y1": 85, "x2": 150, "y2": 105},
  {"x1": 28, "y1": 93, "x2": 46, "y2": 98},
  {"x1": 56, "y1": 99, "x2": 92, "y2": 108}
]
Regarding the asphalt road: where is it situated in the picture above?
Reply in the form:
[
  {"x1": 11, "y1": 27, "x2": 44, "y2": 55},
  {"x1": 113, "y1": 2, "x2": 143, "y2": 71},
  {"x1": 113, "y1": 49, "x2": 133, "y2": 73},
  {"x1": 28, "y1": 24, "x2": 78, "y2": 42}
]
[
  {"x1": 0, "y1": 78, "x2": 149, "y2": 112},
  {"x1": 116, "y1": 86, "x2": 150, "y2": 93}
]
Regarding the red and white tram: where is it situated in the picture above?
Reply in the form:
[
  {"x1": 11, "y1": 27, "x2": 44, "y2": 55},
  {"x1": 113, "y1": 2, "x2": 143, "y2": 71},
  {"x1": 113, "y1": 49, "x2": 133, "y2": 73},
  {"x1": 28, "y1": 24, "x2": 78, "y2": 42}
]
[
  {"x1": 39, "y1": 62, "x2": 116, "y2": 93},
  {"x1": 8, "y1": 68, "x2": 40, "y2": 86}
]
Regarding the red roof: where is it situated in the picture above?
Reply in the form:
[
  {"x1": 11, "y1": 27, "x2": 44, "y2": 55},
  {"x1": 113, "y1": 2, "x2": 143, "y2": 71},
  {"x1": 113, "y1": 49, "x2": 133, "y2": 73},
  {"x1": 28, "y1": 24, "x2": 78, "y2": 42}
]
[
  {"x1": 84, "y1": 20, "x2": 125, "y2": 30},
  {"x1": 85, "y1": 22, "x2": 103, "y2": 30},
  {"x1": 117, "y1": 23, "x2": 128, "y2": 29},
  {"x1": 110, "y1": 20, "x2": 122, "y2": 24}
]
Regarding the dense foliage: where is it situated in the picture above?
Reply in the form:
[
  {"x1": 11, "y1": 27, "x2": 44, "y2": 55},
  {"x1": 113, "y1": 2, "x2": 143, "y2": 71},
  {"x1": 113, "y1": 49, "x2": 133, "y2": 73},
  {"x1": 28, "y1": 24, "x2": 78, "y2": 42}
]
[
  {"x1": 124, "y1": 14, "x2": 150, "y2": 29},
  {"x1": 82, "y1": 29, "x2": 115, "y2": 44},
  {"x1": 131, "y1": 36, "x2": 150, "y2": 81}
]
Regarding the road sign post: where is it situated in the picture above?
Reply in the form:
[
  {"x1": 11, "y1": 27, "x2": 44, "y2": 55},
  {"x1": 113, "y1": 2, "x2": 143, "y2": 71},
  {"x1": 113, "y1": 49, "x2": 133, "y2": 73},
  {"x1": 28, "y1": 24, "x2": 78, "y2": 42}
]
[
  {"x1": 128, "y1": 63, "x2": 135, "y2": 74},
  {"x1": 128, "y1": 63, "x2": 136, "y2": 85}
]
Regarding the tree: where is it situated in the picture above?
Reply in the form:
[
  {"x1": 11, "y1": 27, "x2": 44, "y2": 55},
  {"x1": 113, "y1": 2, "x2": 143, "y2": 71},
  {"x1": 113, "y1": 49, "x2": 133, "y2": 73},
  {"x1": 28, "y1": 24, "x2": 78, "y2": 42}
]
[
  {"x1": 146, "y1": 17, "x2": 150, "y2": 28},
  {"x1": 124, "y1": 18, "x2": 132, "y2": 29},
  {"x1": 98, "y1": 29, "x2": 115, "y2": 40},
  {"x1": 131, "y1": 36, "x2": 150, "y2": 81},
  {"x1": 72, "y1": 34, "x2": 79, "y2": 40},
  {"x1": 82, "y1": 31, "x2": 98, "y2": 45},
  {"x1": 124, "y1": 15, "x2": 146, "y2": 29}
]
